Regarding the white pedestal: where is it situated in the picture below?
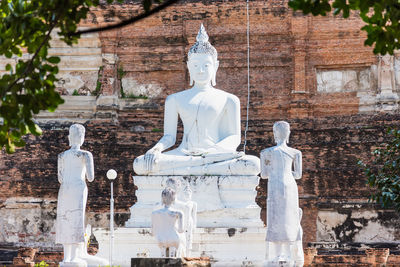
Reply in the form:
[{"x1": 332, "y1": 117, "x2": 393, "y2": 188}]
[
  {"x1": 126, "y1": 175, "x2": 264, "y2": 228},
  {"x1": 93, "y1": 175, "x2": 266, "y2": 266},
  {"x1": 59, "y1": 262, "x2": 87, "y2": 267},
  {"x1": 376, "y1": 92, "x2": 399, "y2": 112},
  {"x1": 93, "y1": 227, "x2": 266, "y2": 266}
]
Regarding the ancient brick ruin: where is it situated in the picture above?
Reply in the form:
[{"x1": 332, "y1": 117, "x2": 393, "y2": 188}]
[{"x1": 1, "y1": 0, "x2": 400, "y2": 266}]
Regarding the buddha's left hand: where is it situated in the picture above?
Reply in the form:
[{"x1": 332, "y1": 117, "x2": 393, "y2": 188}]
[{"x1": 144, "y1": 147, "x2": 162, "y2": 172}]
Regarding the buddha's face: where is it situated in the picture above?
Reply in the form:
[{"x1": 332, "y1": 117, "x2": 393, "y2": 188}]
[{"x1": 187, "y1": 53, "x2": 219, "y2": 86}]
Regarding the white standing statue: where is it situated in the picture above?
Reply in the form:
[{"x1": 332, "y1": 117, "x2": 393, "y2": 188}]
[
  {"x1": 164, "y1": 178, "x2": 189, "y2": 256},
  {"x1": 151, "y1": 188, "x2": 186, "y2": 257},
  {"x1": 133, "y1": 24, "x2": 260, "y2": 176},
  {"x1": 378, "y1": 54, "x2": 396, "y2": 95},
  {"x1": 181, "y1": 185, "x2": 197, "y2": 257},
  {"x1": 56, "y1": 124, "x2": 93, "y2": 267},
  {"x1": 260, "y1": 121, "x2": 304, "y2": 267}
]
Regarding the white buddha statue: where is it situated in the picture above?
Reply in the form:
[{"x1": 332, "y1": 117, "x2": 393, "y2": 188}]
[
  {"x1": 151, "y1": 188, "x2": 186, "y2": 257},
  {"x1": 133, "y1": 24, "x2": 260, "y2": 176}
]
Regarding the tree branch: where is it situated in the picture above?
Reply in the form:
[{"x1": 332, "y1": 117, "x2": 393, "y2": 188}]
[{"x1": 71, "y1": 0, "x2": 180, "y2": 36}]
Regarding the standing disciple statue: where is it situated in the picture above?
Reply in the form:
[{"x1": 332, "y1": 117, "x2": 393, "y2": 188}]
[
  {"x1": 181, "y1": 185, "x2": 197, "y2": 256},
  {"x1": 162, "y1": 178, "x2": 198, "y2": 256},
  {"x1": 56, "y1": 124, "x2": 94, "y2": 267},
  {"x1": 133, "y1": 24, "x2": 260, "y2": 176},
  {"x1": 152, "y1": 188, "x2": 186, "y2": 257},
  {"x1": 378, "y1": 54, "x2": 396, "y2": 95},
  {"x1": 260, "y1": 121, "x2": 304, "y2": 266}
]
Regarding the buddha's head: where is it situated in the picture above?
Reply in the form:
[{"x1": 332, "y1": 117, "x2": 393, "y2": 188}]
[
  {"x1": 161, "y1": 187, "x2": 176, "y2": 207},
  {"x1": 68, "y1": 124, "x2": 85, "y2": 147},
  {"x1": 166, "y1": 178, "x2": 182, "y2": 192},
  {"x1": 273, "y1": 121, "x2": 290, "y2": 144},
  {"x1": 187, "y1": 24, "x2": 219, "y2": 87}
]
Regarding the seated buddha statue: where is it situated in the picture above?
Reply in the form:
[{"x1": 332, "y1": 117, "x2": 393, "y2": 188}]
[{"x1": 133, "y1": 24, "x2": 260, "y2": 176}]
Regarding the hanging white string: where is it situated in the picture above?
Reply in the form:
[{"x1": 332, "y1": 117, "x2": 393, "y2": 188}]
[{"x1": 243, "y1": 0, "x2": 251, "y2": 153}]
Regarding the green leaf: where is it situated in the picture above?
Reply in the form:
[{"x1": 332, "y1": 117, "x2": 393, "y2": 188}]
[
  {"x1": 47, "y1": 56, "x2": 60, "y2": 64},
  {"x1": 28, "y1": 122, "x2": 42, "y2": 136},
  {"x1": 4, "y1": 50, "x2": 12, "y2": 58},
  {"x1": 13, "y1": 138, "x2": 26, "y2": 147}
]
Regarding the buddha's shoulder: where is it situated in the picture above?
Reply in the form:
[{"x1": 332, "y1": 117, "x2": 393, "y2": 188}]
[
  {"x1": 213, "y1": 89, "x2": 240, "y2": 103},
  {"x1": 261, "y1": 146, "x2": 276, "y2": 154},
  {"x1": 165, "y1": 89, "x2": 191, "y2": 100},
  {"x1": 59, "y1": 149, "x2": 92, "y2": 158},
  {"x1": 167, "y1": 88, "x2": 239, "y2": 102}
]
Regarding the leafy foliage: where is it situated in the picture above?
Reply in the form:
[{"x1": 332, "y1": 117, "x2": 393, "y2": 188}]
[
  {"x1": 359, "y1": 128, "x2": 400, "y2": 211},
  {"x1": 0, "y1": 0, "x2": 100, "y2": 153},
  {"x1": 0, "y1": 0, "x2": 164, "y2": 153},
  {"x1": 288, "y1": 0, "x2": 400, "y2": 55},
  {"x1": 34, "y1": 261, "x2": 49, "y2": 267}
]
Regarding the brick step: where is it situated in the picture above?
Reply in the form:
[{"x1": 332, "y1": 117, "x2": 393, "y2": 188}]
[
  {"x1": 304, "y1": 246, "x2": 400, "y2": 266},
  {"x1": 309, "y1": 242, "x2": 400, "y2": 255}
]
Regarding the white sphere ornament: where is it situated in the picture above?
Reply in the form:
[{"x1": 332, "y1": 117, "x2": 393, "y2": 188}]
[{"x1": 106, "y1": 169, "x2": 117, "y2": 180}]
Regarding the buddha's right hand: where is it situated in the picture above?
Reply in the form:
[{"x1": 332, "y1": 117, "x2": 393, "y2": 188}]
[{"x1": 144, "y1": 147, "x2": 162, "y2": 172}]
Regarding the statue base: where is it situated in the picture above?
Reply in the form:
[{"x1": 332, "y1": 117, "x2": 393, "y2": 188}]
[
  {"x1": 93, "y1": 175, "x2": 266, "y2": 265},
  {"x1": 93, "y1": 227, "x2": 266, "y2": 266},
  {"x1": 126, "y1": 175, "x2": 264, "y2": 228},
  {"x1": 59, "y1": 262, "x2": 87, "y2": 267}
]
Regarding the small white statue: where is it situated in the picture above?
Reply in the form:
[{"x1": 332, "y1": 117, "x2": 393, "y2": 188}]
[
  {"x1": 133, "y1": 24, "x2": 260, "y2": 176},
  {"x1": 378, "y1": 54, "x2": 395, "y2": 95},
  {"x1": 78, "y1": 225, "x2": 109, "y2": 267},
  {"x1": 151, "y1": 188, "x2": 186, "y2": 257},
  {"x1": 181, "y1": 185, "x2": 197, "y2": 256},
  {"x1": 260, "y1": 121, "x2": 304, "y2": 266},
  {"x1": 56, "y1": 124, "x2": 94, "y2": 267}
]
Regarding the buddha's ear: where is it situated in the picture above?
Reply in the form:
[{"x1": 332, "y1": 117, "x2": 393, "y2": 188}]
[
  {"x1": 189, "y1": 74, "x2": 194, "y2": 86},
  {"x1": 187, "y1": 61, "x2": 194, "y2": 86},
  {"x1": 79, "y1": 135, "x2": 85, "y2": 146},
  {"x1": 211, "y1": 60, "x2": 219, "y2": 86}
]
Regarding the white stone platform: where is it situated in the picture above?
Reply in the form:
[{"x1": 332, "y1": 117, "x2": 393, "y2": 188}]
[
  {"x1": 93, "y1": 175, "x2": 266, "y2": 266},
  {"x1": 126, "y1": 175, "x2": 264, "y2": 228},
  {"x1": 93, "y1": 227, "x2": 266, "y2": 266}
]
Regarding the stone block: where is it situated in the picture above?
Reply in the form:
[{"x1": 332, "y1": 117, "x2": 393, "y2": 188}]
[
  {"x1": 131, "y1": 257, "x2": 210, "y2": 267},
  {"x1": 131, "y1": 258, "x2": 183, "y2": 267},
  {"x1": 121, "y1": 77, "x2": 162, "y2": 98}
]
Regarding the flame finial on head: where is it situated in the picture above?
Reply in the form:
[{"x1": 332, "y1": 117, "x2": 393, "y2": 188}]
[
  {"x1": 196, "y1": 23, "x2": 209, "y2": 43},
  {"x1": 188, "y1": 23, "x2": 217, "y2": 61}
]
